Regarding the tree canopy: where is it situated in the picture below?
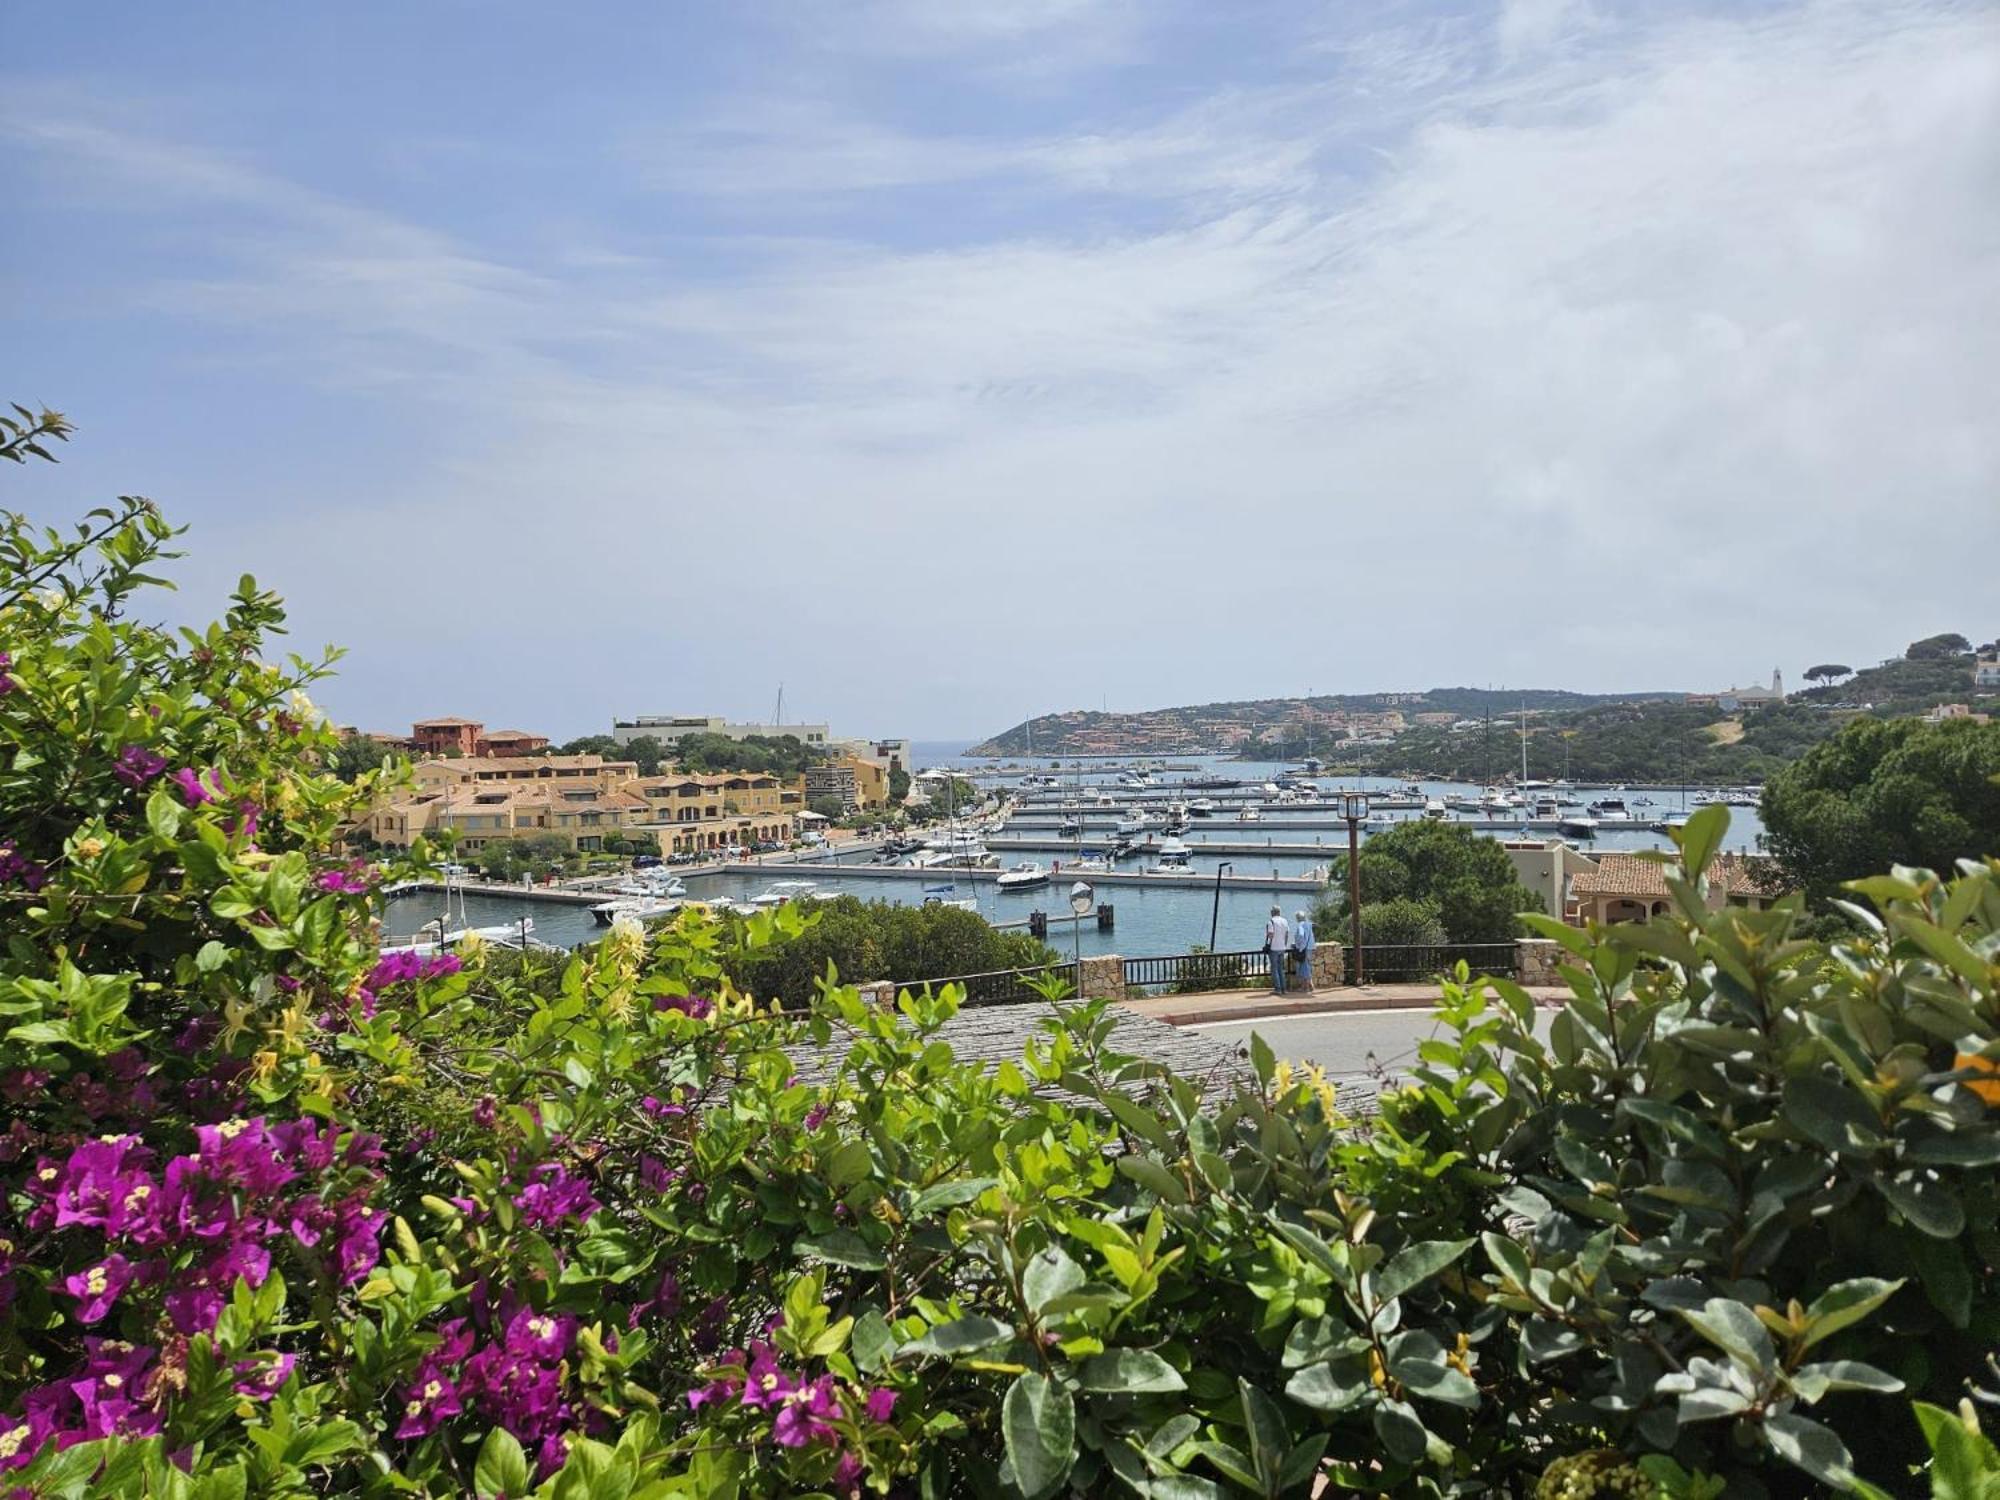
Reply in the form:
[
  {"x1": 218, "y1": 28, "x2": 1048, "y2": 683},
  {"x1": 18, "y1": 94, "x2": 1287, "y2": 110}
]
[
  {"x1": 1316, "y1": 819, "x2": 1543, "y2": 947},
  {"x1": 1804, "y1": 663, "x2": 1852, "y2": 684},
  {"x1": 1759, "y1": 715, "x2": 2000, "y2": 904},
  {"x1": 1906, "y1": 632, "x2": 1973, "y2": 660}
]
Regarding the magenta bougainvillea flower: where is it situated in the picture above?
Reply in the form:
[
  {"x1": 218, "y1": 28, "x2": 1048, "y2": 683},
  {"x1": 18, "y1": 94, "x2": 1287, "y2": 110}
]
[{"x1": 113, "y1": 745, "x2": 167, "y2": 788}]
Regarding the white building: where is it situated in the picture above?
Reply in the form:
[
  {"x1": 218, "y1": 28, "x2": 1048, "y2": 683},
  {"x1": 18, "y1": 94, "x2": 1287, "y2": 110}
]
[
  {"x1": 611, "y1": 715, "x2": 829, "y2": 749},
  {"x1": 1976, "y1": 657, "x2": 2000, "y2": 688}
]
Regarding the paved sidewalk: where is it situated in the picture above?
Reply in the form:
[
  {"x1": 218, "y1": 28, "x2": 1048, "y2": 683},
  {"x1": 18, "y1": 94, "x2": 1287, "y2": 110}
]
[{"x1": 1120, "y1": 982, "x2": 1569, "y2": 1027}]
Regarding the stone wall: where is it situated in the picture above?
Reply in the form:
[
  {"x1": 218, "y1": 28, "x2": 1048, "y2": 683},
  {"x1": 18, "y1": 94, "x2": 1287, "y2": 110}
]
[
  {"x1": 1514, "y1": 938, "x2": 1564, "y2": 987},
  {"x1": 1310, "y1": 942, "x2": 1344, "y2": 991},
  {"x1": 1076, "y1": 954, "x2": 1127, "y2": 1003}
]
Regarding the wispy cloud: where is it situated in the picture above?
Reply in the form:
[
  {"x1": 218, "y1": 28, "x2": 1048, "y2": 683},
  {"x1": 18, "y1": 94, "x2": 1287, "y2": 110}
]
[{"x1": 3, "y1": 0, "x2": 1996, "y2": 733}]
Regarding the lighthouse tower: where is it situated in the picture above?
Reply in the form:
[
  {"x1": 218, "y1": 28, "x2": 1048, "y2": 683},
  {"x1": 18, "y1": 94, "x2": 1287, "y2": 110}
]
[{"x1": 1771, "y1": 668, "x2": 1784, "y2": 699}]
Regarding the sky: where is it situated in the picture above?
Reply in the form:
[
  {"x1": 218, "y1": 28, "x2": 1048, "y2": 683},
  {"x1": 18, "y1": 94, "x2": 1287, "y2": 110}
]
[{"x1": 4, "y1": 0, "x2": 1997, "y2": 742}]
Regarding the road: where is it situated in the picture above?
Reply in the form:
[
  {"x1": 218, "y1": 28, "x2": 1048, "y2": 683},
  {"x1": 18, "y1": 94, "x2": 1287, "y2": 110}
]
[{"x1": 1182, "y1": 1005, "x2": 1553, "y2": 1096}]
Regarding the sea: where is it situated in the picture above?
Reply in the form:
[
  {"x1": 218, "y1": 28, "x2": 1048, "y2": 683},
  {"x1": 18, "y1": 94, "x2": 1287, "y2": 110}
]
[{"x1": 379, "y1": 743, "x2": 1767, "y2": 963}]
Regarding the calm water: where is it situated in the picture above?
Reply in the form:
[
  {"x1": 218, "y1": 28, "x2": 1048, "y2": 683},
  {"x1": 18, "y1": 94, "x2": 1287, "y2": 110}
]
[{"x1": 380, "y1": 750, "x2": 1766, "y2": 961}]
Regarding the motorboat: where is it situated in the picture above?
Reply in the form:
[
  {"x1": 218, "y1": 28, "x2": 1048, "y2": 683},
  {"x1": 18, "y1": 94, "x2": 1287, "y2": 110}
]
[
  {"x1": 924, "y1": 830, "x2": 989, "y2": 853},
  {"x1": 1187, "y1": 798, "x2": 1217, "y2": 818},
  {"x1": 1185, "y1": 776, "x2": 1240, "y2": 790},
  {"x1": 750, "y1": 880, "x2": 819, "y2": 907},
  {"x1": 1588, "y1": 798, "x2": 1634, "y2": 823},
  {"x1": 1066, "y1": 853, "x2": 1113, "y2": 874},
  {"x1": 1236, "y1": 804, "x2": 1262, "y2": 823},
  {"x1": 1057, "y1": 818, "x2": 1082, "y2": 837},
  {"x1": 591, "y1": 896, "x2": 680, "y2": 926},
  {"x1": 1422, "y1": 799, "x2": 1449, "y2": 821},
  {"x1": 1114, "y1": 810, "x2": 1157, "y2": 836},
  {"x1": 1557, "y1": 815, "x2": 1600, "y2": 838},
  {"x1": 1155, "y1": 836, "x2": 1194, "y2": 862},
  {"x1": 996, "y1": 862, "x2": 1050, "y2": 891}
]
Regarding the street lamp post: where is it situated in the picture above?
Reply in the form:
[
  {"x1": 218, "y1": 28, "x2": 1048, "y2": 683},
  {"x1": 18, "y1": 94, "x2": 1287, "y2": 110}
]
[
  {"x1": 1208, "y1": 861, "x2": 1233, "y2": 952},
  {"x1": 1341, "y1": 792, "x2": 1371, "y2": 986},
  {"x1": 1068, "y1": 880, "x2": 1095, "y2": 982}
]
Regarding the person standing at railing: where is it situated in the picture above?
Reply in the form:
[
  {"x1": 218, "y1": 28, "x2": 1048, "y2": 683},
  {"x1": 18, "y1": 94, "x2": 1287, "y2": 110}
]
[
  {"x1": 1291, "y1": 909, "x2": 1316, "y2": 995},
  {"x1": 1263, "y1": 905, "x2": 1291, "y2": 995}
]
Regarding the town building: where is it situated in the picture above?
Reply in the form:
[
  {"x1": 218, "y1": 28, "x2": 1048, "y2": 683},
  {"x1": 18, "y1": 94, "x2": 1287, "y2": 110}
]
[
  {"x1": 1925, "y1": 703, "x2": 1992, "y2": 725},
  {"x1": 610, "y1": 715, "x2": 830, "y2": 749},
  {"x1": 384, "y1": 717, "x2": 552, "y2": 759},
  {"x1": 1497, "y1": 839, "x2": 1601, "y2": 924},
  {"x1": 1975, "y1": 656, "x2": 2000, "y2": 688},
  {"x1": 1686, "y1": 670, "x2": 1785, "y2": 712},
  {"x1": 364, "y1": 763, "x2": 799, "y2": 856},
  {"x1": 1568, "y1": 852, "x2": 1778, "y2": 925},
  {"x1": 805, "y1": 762, "x2": 860, "y2": 814},
  {"x1": 412, "y1": 753, "x2": 638, "y2": 793}
]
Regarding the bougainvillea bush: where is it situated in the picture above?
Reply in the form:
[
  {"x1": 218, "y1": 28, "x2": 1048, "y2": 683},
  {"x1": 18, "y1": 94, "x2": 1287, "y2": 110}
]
[{"x1": 4, "y1": 416, "x2": 2000, "y2": 1497}]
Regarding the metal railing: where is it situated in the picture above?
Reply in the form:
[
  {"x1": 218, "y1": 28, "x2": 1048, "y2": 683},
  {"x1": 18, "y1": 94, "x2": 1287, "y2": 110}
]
[
  {"x1": 1347, "y1": 943, "x2": 1517, "y2": 984},
  {"x1": 917, "y1": 963, "x2": 1079, "y2": 1007},
  {"x1": 1122, "y1": 949, "x2": 1271, "y2": 997}
]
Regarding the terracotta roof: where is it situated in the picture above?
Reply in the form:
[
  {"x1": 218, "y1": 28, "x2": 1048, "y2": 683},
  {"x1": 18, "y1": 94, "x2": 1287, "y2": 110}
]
[
  {"x1": 482, "y1": 729, "x2": 545, "y2": 740},
  {"x1": 413, "y1": 716, "x2": 481, "y2": 727},
  {"x1": 1572, "y1": 852, "x2": 1767, "y2": 900}
]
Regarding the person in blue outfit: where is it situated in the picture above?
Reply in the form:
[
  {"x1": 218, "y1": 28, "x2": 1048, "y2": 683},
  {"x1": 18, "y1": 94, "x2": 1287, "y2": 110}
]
[{"x1": 1292, "y1": 908, "x2": 1316, "y2": 994}]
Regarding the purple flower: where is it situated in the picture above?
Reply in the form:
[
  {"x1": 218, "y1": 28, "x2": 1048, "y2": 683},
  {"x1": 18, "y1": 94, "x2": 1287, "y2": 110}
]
[
  {"x1": 63, "y1": 1254, "x2": 136, "y2": 1323},
  {"x1": 0, "y1": 841, "x2": 46, "y2": 892},
  {"x1": 0, "y1": 651, "x2": 13, "y2": 696},
  {"x1": 803, "y1": 1104, "x2": 830, "y2": 1131},
  {"x1": 114, "y1": 745, "x2": 168, "y2": 789},
  {"x1": 504, "y1": 1308, "x2": 576, "y2": 1362},
  {"x1": 233, "y1": 1351, "x2": 296, "y2": 1399},
  {"x1": 394, "y1": 1366, "x2": 463, "y2": 1439},
  {"x1": 865, "y1": 1386, "x2": 897, "y2": 1423},
  {"x1": 772, "y1": 1375, "x2": 842, "y2": 1448},
  {"x1": 652, "y1": 993, "x2": 714, "y2": 1020},
  {"x1": 514, "y1": 1163, "x2": 599, "y2": 1230},
  {"x1": 171, "y1": 767, "x2": 215, "y2": 807},
  {"x1": 315, "y1": 864, "x2": 370, "y2": 894}
]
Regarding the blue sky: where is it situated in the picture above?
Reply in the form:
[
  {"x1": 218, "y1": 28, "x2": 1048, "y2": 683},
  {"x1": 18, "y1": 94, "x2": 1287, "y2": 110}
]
[{"x1": 5, "y1": 0, "x2": 1997, "y2": 740}]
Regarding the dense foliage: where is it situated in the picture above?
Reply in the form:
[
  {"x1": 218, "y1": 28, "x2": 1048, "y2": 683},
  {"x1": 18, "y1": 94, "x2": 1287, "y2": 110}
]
[
  {"x1": 1759, "y1": 715, "x2": 2000, "y2": 905},
  {"x1": 715, "y1": 895, "x2": 1057, "y2": 1007},
  {"x1": 1793, "y1": 649, "x2": 1992, "y2": 717},
  {"x1": 675, "y1": 733, "x2": 819, "y2": 783},
  {"x1": 1314, "y1": 820, "x2": 1544, "y2": 949},
  {"x1": 1338, "y1": 702, "x2": 1848, "y2": 786},
  {"x1": 556, "y1": 735, "x2": 668, "y2": 776},
  {"x1": 8, "y1": 450, "x2": 2000, "y2": 1497}
]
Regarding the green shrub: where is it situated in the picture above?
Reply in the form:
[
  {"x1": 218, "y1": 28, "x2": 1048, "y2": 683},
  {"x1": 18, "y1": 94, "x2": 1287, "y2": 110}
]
[{"x1": 6, "y1": 439, "x2": 2000, "y2": 1496}]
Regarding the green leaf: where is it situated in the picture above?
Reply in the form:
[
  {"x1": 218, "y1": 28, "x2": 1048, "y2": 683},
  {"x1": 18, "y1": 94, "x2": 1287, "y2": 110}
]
[
  {"x1": 1239, "y1": 1379, "x2": 1290, "y2": 1493},
  {"x1": 1910, "y1": 1237, "x2": 1974, "y2": 1328},
  {"x1": 474, "y1": 1427, "x2": 531, "y2": 1499},
  {"x1": 146, "y1": 787, "x2": 182, "y2": 841},
  {"x1": 1762, "y1": 1412, "x2": 1856, "y2": 1488},
  {"x1": 851, "y1": 1310, "x2": 896, "y2": 1374},
  {"x1": 1116, "y1": 1155, "x2": 1188, "y2": 1204},
  {"x1": 1788, "y1": 1360, "x2": 1903, "y2": 1401},
  {"x1": 1188, "y1": 1441, "x2": 1259, "y2": 1491},
  {"x1": 1914, "y1": 1402, "x2": 2000, "y2": 1500},
  {"x1": 1875, "y1": 1173, "x2": 1965, "y2": 1239},
  {"x1": 898, "y1": 1315, "x2": 1014, "y2": 1360},
  {"x1": 1678, "y1": 1299, "x2": 1775, "y2": 1371},
  {"x1": 1676, "y1": 804, "x2": 1729, "y2": 886},
  {"x1": 1284, "y1": 1359, "x2": 1369, "y2": 1413},
  {"x1": 910, "y1": 1176, "x2": 997, "y2": 1216},
  {"x1": 1003, "y1": 1371, "x2": 1074, "y2": 1500},
  {"x1": 1250, "y1": 1030, "x2": 1276, "y2": 1086},
  {"x1": 1077, "y1": 1348, "x2": 1185, "y2": 1394},
  {"x1": 188, "y1": 1464, "x2": 248, "y2": 1500},
  {"x1": 1801, "y1": 1277, "x2": 1904, "y2": 1349},
  {"x1": 1023, "y1": 1247, "x2": 1086, "y2": 1315},
  {"x1": 796, "y1": 1230, "x2": 886, "y2": 1271},
  {"x1": 1782, "y1": 1076, "x2": 1884, "y2": 1155},
  {"x1": 1374, "y1": 1239, "x2": 1472, "y2": 1304}
]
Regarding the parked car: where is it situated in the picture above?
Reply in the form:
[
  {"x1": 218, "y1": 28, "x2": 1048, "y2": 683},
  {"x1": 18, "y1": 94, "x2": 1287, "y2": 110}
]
[
  {"x1": 665, "y1": 852, "x2": 699, "y2": 866},
  {"x1": 631, "y1": 853, "x2": 663, "y2": 868}
]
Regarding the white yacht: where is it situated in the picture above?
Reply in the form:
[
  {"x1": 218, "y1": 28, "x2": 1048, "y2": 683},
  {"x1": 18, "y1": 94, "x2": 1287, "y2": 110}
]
[
  {"x1": 920, "y1": 883, "x2": 978, "y2": 912},
  {"x1": 750, "y1": 880, "x2": 819, "y2": 907},
  {"x1": 1236, "y1": 804, "x2": 1263, "y2": 823},
  {"x1": 591, "y1": 895, "x2": 680, "y2": 926},
  {"x1": 1423, "y1": 798, "x2": 1449, "y2": 821},
  {"x1": 1187, "y1": 798, "x2": 1218, "y2": 818},
  {"x1": 1557, "y1": 814, "x2": 1600, "y2": 838},
  {"x1": 996, "y1": 862, "x2": 1050, "y2": 891},
  {"x1": 1114, "y1": 810, "x2": 1157, "y2": 836}
]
